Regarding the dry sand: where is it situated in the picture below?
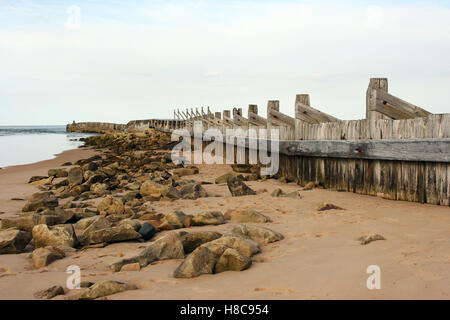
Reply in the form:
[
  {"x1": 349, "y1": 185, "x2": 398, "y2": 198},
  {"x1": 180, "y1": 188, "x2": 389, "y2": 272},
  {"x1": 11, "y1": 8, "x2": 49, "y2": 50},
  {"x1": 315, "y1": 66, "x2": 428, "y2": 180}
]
[{"x1": 0, "y1": 147, "x2": 449, "y2": 300}]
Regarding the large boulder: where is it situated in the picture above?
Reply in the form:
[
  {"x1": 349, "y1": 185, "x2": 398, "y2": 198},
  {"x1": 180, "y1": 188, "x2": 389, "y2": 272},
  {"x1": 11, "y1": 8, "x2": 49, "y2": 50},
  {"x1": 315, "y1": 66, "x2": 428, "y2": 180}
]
[
  {"x1": 140, "y1": 181, "x2": 168, "y2": 197},
  {"x1": 110, "y1": 231, "x2": 184, "y2": 272},
  {"x1": 159, "y1": 211, "x2": 190, "y2": 230},
  {"x1": 172, "y1": 167, "x2": 199, "y2": 177},
  {"x1": 48, "y1": 168, "x2": 68, "y2": 178},
  {"x1": 180, "y1": 231, "x2": 222, "y2": 253},
  {"x1": 32, "y1": 224, "x2": 78, "y2": 248},
  {"x1": 97, "y1": 196, "x2": 124, "y2": 216},
  {"x1": 174, "y1": 236, "x2": 259, "y2": 278},
  {"x1": 0, "y1": 228, "x2": 32, "y2": 254},
  {"x1": 78, "y1": 220, "x2": 141, "y2": 246},
  {"x1": 215, "y1": 173, "x2": 244, "y2": 184},
  {"x1": 204, "y1": 236, "x2": 260, "y2": 258},
  {"x1": 224, "y1": 209, "x2": 272, "y2": 223},
  {"x1": 226, "y1": 176, "x2": 256, "y2": 196},
  {"x1": 30, "y1": 177, "x2": 54, "y2": 186},
  {"x1": 34, "y1": 285, "x2": 65, "y2": 299},
  {"x1": 191, "y1": 211, "x2": 225, "y2": 226},
  {"x1": 31, "y1": 246, "x2": 65, "y2": 268},
  {"x1": 0, "y1": 215, "x2": 61, "y2": 232},
  {"x1": 224, "y1": 224, "x2": 284, "y2": 245},
  {"x1": 68, "y1": 167, "x2": 83, "y2": 185},
  {"x1": 22, "y1": 196, "x2": 58, "y2": 212},
  {"x1": 179, "y1": 183, "x2": 207, "y2": 200},
  {"x1": 79, "y1": 281, "x2": 137, "y2": 300},
  {"x1": 173, "y1": 246, "x2": 216, "y2": 278},
  {"x1": 75, "y1": 216, "x2": 112, "y2": 231},
  {"x1": 214, "y1": 247, "x2": 251, "y2": 273}
]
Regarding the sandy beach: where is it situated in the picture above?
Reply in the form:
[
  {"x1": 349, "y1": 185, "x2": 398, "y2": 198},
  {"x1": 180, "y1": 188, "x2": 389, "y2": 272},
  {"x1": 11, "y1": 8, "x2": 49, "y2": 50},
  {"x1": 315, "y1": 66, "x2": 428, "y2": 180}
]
[{"x1": 0, "y1": 143, "x2": 449, "y2": 300}]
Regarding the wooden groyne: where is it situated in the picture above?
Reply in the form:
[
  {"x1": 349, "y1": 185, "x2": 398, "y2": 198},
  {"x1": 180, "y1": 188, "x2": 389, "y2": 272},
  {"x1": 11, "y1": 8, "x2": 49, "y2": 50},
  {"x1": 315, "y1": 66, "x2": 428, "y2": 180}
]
[{"x1": 67, "y1": 78, "x2": 450, "y2": 205}]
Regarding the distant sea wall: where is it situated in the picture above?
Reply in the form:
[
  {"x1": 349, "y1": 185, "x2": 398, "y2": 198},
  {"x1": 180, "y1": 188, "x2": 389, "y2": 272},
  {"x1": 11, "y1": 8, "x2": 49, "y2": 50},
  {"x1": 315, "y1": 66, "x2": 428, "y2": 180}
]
[
  {"x1": 67, "y1": 119, "x2": 183, "y2": 133},
  {"x1": 66, "y1": 122, "x2": 126, "y2": 133}
]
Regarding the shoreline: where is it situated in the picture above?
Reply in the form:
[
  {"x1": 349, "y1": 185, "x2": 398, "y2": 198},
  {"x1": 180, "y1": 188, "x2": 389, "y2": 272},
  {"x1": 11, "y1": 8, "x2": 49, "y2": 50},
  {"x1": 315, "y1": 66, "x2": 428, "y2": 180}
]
[
  {"x1": 0, "y1": 134, "x2": 449, "y2": 300},
  {"x1": 0, "y1": 147, "x2": 98, "y2": 218}
]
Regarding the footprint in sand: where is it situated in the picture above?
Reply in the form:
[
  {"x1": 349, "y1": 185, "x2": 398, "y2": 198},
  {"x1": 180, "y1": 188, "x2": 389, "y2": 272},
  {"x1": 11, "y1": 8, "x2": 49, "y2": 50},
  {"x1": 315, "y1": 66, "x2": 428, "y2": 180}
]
[
  {"x1": 254, "y1": 288, "x2": 297, "y2": 294},
  {"x1": 150, "y1": 279, "x2": 178, "y2": 285}
]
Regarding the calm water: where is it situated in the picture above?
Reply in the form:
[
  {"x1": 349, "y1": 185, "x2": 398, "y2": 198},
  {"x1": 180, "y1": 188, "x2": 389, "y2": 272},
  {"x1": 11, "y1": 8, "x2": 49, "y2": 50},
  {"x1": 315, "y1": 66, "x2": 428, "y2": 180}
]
[{"x1": 0, "y1": 125, "x2": 97, "y2": 168}]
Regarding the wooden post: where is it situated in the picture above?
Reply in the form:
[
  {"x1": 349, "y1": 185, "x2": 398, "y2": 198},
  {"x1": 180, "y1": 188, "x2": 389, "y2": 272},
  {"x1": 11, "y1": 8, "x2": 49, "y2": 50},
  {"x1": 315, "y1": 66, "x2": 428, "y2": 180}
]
[
  {"x1": 248, "y1": 104, "x2": 267, "y2": 127},
  {"x1": 366, "y1": 78, "x2": 390, "y2": 138}
]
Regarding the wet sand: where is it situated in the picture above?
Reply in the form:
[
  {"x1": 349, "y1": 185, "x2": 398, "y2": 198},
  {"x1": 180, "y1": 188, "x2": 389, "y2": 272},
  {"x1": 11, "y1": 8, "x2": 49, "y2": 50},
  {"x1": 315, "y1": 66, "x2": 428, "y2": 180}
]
[{"x1": 0, "y1": 148, "x2": 449, "y2": 299}]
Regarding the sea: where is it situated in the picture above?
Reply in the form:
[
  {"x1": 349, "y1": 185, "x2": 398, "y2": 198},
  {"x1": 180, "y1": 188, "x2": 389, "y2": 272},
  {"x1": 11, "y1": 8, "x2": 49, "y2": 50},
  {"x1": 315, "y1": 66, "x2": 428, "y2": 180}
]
[{"x1": 0, "y1": 125, "x2": 97, "y2": 168}]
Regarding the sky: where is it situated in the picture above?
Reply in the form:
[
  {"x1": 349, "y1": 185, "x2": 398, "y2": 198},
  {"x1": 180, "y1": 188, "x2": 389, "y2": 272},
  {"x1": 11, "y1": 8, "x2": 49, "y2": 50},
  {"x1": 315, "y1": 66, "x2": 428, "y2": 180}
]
[{"x1": 0, "y1": 0, "x2": 449, "y2": 125}]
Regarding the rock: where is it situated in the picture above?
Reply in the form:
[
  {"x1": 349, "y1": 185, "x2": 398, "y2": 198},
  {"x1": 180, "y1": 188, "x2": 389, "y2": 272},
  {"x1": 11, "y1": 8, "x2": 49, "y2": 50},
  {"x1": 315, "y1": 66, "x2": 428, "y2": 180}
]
[
  {"x1": 270, "y1": 188, "x2": 301, "y2": 199},
  {"x1": 161, "y1": 211, "x2": 189, "y2": 229},
  {"x1": 138, "y1": 222, "x2": 157, "y2": 241},
  {"x1": 166, "y1": 186, "x2": 182, "y2": 199},
  {"x1": 54, "y1": 208, "x2": 77, "y2": 224},
  {"x1": 61, "y1": 162, "x2": 72, "y2": 166},
  {"x1": 78, "y1": 221, "x2": 141, "y2": 246},
  {"x1": 110, "y1": 231, "x2": 184, "y2": 272},
  {"x1": 68, "y1": 167, "x2": 83, "y2": 185},
  {"x1": 97, "y1": 196, "x2": 124, "y2": 216},
  {"x1": 75, "y1": 216, "x2": 112, "y2": 230},
  {"x1": 317, "y1": 203, "x2": 344, "y2": 211},
  {"x1": 191, "y1": 211, "x2": 225, "y2": 226},
  {"x1": 30, "y1": 177, "x2": 54, "y2": 186},
  {"x1": 31, "y1": 191, "x2": 54, "y2": 201},
  {"x1": 140, "y1": 181, "x2": 168, "y2": 197},
  {"x1": 117, "y1": 219, "x2": 141, "y2": 231},
  {"x1": 215, "y1": 173, "x2": 244, "y2": 184},
  {"x1": 173, "y1": 246, "x2": 216, "y2": 278},
  {"x1": 0, "y1": 215, "x2": 61, "y2": 232},
  {"x1": 91, "y1": 183, "x2": 108, "y2": 194},
  {"x1": 174, "y1": 235, "x2": 259, "y2": 278},
  {"x1": 214, "y1": 248, "x2": 251, "y2": 273},
  {"x1": 224, "y1": 209, "x2": 272, "y2": 223},
  {"x1": 179, "y1": 183, "x2": 207, "y2": 200},
  {"x1": 231, "y1": 164, "x2": 253, "y2": 173},
  {"x1": 100, "y1": 162, "x2": 119, "y2": 176},
  {"x1": 172, "y1": 167, "x2": 199, "y2": 177},
  {"x1": 227, "y1": 176, "x2": 256, "y2": 197},
  {"x1": 204, "y1": 236, "x2": 261, "y2": 258},
  {"x1": 31, "y1": 246, "x2": 65, "y2": 268},
  {"x1": 34, "y1": 285, "x2": 65, "y2": 299},
  {"x1": 358, "y1": 234, "x2": 386, "y2": 245},
  {"x1": 180, "y1": 231, "x2": 222, "y2": 253},
  {"x1": 271, "y1": 188, "x2": 284, "y2": 197},
  {"x1": 0, "y1": 228, "x2": 32, "y2": 254},
  {"x1": 303, "y1": 181, "x2": 316, "y2": 190},
  {"x1": 79, "y1": 281, "x2": 137, "y2": 300},
  {"x1": 87, "y1": 162, "x2": 99, "y2": 171},
  {"x1": 48, "y1": 169, "x2": 68, "y2": 178},
  {"x1": 284, "y1": 191, "x2": 302, "y2": 199},
  {"x1": 22, "y1": 196, "x2": 58, "y2": 212},
  {"x1": 225, "y1": 224, "x2": 284, "y2": 245},
  {"x1": 28, "y1": 176, "x2": 48, "y2": 183},
  {"x1": 32, "y1": 224, "x2": 78, "y2": 248},
  {"x1": 120, "y1": 263, "x2": 141, "y2": 272}
]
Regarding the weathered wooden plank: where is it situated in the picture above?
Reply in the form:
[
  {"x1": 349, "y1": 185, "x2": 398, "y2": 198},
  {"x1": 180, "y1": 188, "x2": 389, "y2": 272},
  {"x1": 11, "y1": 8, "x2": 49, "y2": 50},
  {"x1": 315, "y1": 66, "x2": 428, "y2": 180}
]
[
  {"x1": 268, "y1": 108, "x2": 296, "y2": 127},
  {"x1": 295, "y1": 102, "x2": 340, "y2": 124},
  {"x1": 373, "y1": 89, "x2": 431, "y2": 119},
  {"x1": 280, "y1": 139, "x2": 450, "y2": 162}
]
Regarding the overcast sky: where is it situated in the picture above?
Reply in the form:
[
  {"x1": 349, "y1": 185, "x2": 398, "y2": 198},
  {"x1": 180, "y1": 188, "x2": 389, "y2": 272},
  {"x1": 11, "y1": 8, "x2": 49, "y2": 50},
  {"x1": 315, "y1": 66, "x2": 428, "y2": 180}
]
[{"x1": 0, "y1": 0, "x2": 449, "y2": 125}]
